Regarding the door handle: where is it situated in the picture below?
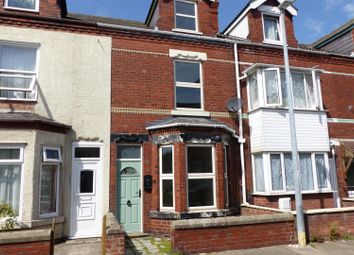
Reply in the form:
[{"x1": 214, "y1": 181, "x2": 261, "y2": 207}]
[
  {"x1": 127, "y1": 200, "x2": 132, "y2": 207},
  {"x1": 139, "y1": 189, "x2": 141, "y2": 198}
]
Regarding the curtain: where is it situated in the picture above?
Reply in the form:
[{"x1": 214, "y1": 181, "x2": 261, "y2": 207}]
[
  {"x1": 284, "y1": 153, "x2": 294, "y2": 191},
  {"x1": 315, "y1": 154, "x2": 327, "y2": 189},
  {"x1": 305, "y1": 74, "x2": 316, "y2": 109},
  {"x1": 264, "y1": 18, "x2": 280, "y2": 41},
  {"x1": 254, "y1": 155, "x2": 265, "y2": 192},
  {"x1": 292, "y1": 74, "x2": 306, "y2": 108},
  {"x1": 0, "y1": 165, "x2": 21, "y2": 214},
  {"x1": 300, "y1": 153, "x2": 314, "y2": 190},
  {"x1": 271, "y1": 154, "x2": 283, "y2": 191},
  {"x1": 7, "y1": 0, "x2": 36, "y2": 9},
  {"x1": 249, "y1": 73, "x2": 259, "y2": 109},
  {"x1": 0, "y1": 45, "x2": 36, "y2": 72},
  {"x1": 40, "y1": 165, "x2": 58, "y2": 215},
  {"x1": 264, "y1": 70, "x2": 280, "y2": 105}
]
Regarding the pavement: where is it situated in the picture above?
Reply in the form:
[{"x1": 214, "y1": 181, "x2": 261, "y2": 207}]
[{"x1": 54, "y1": 237, "x2": 354, "y2": 255}]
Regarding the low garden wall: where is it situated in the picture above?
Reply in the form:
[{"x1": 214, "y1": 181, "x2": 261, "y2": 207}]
[
  {"x1": 0, "y1": 229, "x2": 53, "y2": 255},
  {"x1": 102, "y1": 212, "x2": 125, "y2": 255}
]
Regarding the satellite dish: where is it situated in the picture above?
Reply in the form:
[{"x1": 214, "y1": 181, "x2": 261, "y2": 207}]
[{"x1": 226, "y1": 98, "x2": 243, "y2": 112}]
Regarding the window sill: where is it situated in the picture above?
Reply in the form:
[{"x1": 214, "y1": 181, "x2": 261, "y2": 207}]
[
  {"x1": 149, "y1": 208, "x2": 234, "y2": 220},
  {"x1": 172, "y1": 109, "x2": 210, "y2": 117},
  {"x1": 4, "y1": 6, "x2": 39, "y2": 13},
  {"x1": 253, "y1": 190, "x2": 334, "y2": 196},
  {"x1": 172, "y1": 28, "x2": 203, "y2": 35},
  {"x1": 262, "y1": 39, "x2": 283, "y2": 46},
  {"x1": 247, "y1": 107, "x2": 327, "y2": 114},
  {"x1": 0, "y1": 98, "x2": 37, "y2": 102}
]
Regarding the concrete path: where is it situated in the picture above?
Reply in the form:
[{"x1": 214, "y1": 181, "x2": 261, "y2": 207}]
[{"x1": 54, "y1": 238, "x2": 101, "y2": 255}]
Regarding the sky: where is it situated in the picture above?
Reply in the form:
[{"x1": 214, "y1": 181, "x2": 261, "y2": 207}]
[{"x1": 66, "y1": 0, "x2": 354, "y2": 44}]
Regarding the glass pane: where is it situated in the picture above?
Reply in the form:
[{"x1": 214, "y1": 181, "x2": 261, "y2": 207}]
[
  {"x1": 249, "y1": 73, "x2": 259, "y2": 110},
  {"x1": 0, "y1": 45, "x2": 36, "y2": 71},
  {"x1": 0, "y1": 149, "x2": 20, "y2": 160},
  {"x1": 176, "y1": 87, "x2": 201, "y2": 109},
  {"x1": 161, "y1": 147, "x2": 173, "y2": 174},
  {"x1": 264, "y1": 17, "x2": 280, "y2": 41},
  {"x1": 75, "y1": 147, "x2": 100, "y2": 158},
  {"x1": 0, "y1": 165, "x2": 21, "y2": 214},
  {"x1": 187, "y1": 147, "x2": 212, "y2": 173},
  {"x1": 80, "y1": 170, "x2": 94, "y2": 193},
  {"x1": 284, "y1": 153, "x2": 294, "y2": 191},
  {"x1": 264, "y1": 70, "x2": 280, "y2": 105},
  {"x1": 305, "y1": 74, "x2": 316, "y2": 109},
  {"x1": 176, "y1": 1, "x2": 195, "y2": 16},
  {"x1": 188, "y1": 179, "x2": 214, "y2": 207},
  {"x1": 0, "y1": 76, "x2": 32, "y2": 89},
  {"x1": 292, "y1": 73, "x2": 306, "y2": 108},
  {"x1": 7, "y1": 0, "x2": 36, "y2": 9},
  {"x1": 270, "y1": 154, "x2": 283, "y2": 191},
  {"x1": 176, "y1": 16, "x2": 196, "y2": 31},
  {"x1": 175, "y1": 61, "x2": 200, "y2": 83},
  {"x1": 300, "y1": 153, "x2": 314, "y2": 191},
  {"x1": 117, "y1": 145, "x2": 140, "y2": 159},
  {"x1": 162, "y1": 180, "x2": 173, "y2": 207},
  {"x1": 254, "y1": 154, "x2": 265, "y2": 192},
  {"x1": 40, "y1": 165, "x2": 58, "y2": 215},
  {"x1": 280, "y1": 72, "x2": 288, "y2": 107},
  {"x1": 45, "y1": 149, "x2": 60, "y2": 160},
  {"x1": 316, "y1": 154, "x2": 327, "y2": 189}
]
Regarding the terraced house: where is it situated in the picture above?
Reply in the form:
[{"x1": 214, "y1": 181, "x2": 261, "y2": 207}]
[{"x1": 0, "y1": 0, "x2": 353, "y2": 254}]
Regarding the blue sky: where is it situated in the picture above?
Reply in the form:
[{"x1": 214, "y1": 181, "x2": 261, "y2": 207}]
[{"x1": 66, "y1": 0, "x2": 354, "y2": 44}]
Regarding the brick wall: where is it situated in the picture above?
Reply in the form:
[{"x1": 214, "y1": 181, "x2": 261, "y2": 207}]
[
  {"x1": 0, "y1": 0, "x2": 64, "y2": 18},
  {"x1": 0, "y1": 241, "x2": 51, "y2": 255},
  {"x1": 106, "y1": 234, "x2": 125, "y2": 255}
]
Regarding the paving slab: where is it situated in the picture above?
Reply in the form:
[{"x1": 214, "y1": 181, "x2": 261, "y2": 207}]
[{"x1": 55, "y1": 238, "x2": 101, "y2": 255}]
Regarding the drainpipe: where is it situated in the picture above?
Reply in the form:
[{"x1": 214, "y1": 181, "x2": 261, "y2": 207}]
[
  {"x1": 233, "y1": 43, "x2": 247, "y2": 205},
  {"x1": 331, "y1": 143, "x2": 341, "y2": 208}
]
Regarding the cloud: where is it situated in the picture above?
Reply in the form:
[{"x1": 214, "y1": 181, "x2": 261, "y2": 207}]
[
  {"x1": 304, "y1": 18, "x2": 324, "y2": 35},
  {"x1": 324, "y1": 0, "x2": 343, "y2": 11},
  {"x1": 343, "y1": 3, "x2": 354, "y2": 18}
]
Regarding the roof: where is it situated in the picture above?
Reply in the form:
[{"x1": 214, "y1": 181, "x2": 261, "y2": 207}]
[
  {"x1": 66, "y1": 13, "x2": 146, "y2": 28},
  {"x1": 146, "y1": 116, "x2": 236, "y2": 134},
  {"x1": 0, "y1": 112, "x2": 71, "y2": 131},
  {"x1": 223, "y1": 0, "x2": 297, "y2": 35},
  {"x1": 311, "y1": 18, "x2": 354, "y2": 49}
]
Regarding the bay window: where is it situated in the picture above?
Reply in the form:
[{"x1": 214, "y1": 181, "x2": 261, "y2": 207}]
[
  {"x1": 264, "y1": 69, "x2": 281, "y2": 106},
  {"x1": 187, "y1": 145, "x2": 215, "y2": 209},
  {"x1": 249, "y1": 72, "x2": 259, "y2": 110},
  {"x1": 160, "y1": 146, "x2": 174, "y2": 210},
  {"x1": 0, "y1": 146, "x2": 23, "y2": 215},
  {"x1": 253, "y1": 152, "x2": 331, "y2": 194},
  {"x1": 0, "y1": 43, "x2": 38, "y2": 101},
  {"x1": 5, "y1": 0, "x2": 39, "y2": 11},
  {"x1": 175, "y1": 0, "x2": 197, "y2": 31},
  {"x1": 40, "y1": 147, "x2": 61, "y2": 217},
  {"x1": 175, "y1": 60, "x2": 203, "y2": 110}
]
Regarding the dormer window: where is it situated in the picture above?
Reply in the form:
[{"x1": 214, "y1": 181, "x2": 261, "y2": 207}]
[
  {"x1": 5, "y1": 0, "x2": 39, "y2": 12},
  {"x1": 175, "y1": 0, "x2": 198, "y2": 32},
  {"x1": 263, "y1": 15, "x2": 281, "y2": 43}
]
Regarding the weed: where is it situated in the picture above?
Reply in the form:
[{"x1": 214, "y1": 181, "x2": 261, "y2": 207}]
[{"x1": 329, "y1": 222, "x2": 340, "y2": 241}]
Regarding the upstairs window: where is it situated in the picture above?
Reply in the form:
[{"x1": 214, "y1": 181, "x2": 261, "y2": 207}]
[
  {"x1": 5, "y1": 0, "x2": 39, "y2": 11},
  {"x1": 263, "y1": 15, "x2": 281, "y2": 43},
  {"x1": 0, "y1": 43, "x2": 38, "y2": 101},
  {"x1": 174, "y1": 60, "x2": 203, "y2": 110},
  {"x1": 175, "y1": 0, "x2": 197, "y2": 31}
]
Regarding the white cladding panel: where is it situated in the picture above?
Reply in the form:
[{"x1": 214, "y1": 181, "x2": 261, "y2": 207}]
[
  {"x1": 249, "y1": 109, "x2": 330, "y2": 153},
  {"x1": 229, "y1": 16, "x2": 249, "y2": 39}
]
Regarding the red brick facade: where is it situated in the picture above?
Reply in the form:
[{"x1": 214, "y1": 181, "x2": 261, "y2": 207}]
[{"x1": 0, "y1": 241, "x2": 51, "y2": 255}]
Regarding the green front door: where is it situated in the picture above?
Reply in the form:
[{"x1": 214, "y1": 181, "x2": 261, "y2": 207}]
[{"x1": 117, "y1": 145, "x2": 142, "y2": 233}]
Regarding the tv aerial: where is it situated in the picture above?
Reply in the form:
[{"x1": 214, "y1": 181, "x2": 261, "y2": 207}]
[{"x1": 226, "y1": 97, "x2": 243, "y2": 112}]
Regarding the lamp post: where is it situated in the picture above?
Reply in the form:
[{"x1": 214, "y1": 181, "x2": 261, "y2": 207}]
[{"x1": 278, "y1": 0, "x2": 307, "y2": 247}]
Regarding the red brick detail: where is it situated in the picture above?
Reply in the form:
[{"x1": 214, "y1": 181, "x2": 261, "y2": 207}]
[
  {"x1": 215, "y1": 143, "x2": 225, "y2": 209},
  {"x1": 174, "y1": 142, "x2": 187, "y2": 213},
  {"x1": 144, "y1": 218, "x2": 172, "y2": 237},
  {"x1": 109, "y1": 142, "x2": 117, "y2": 214},
  {"x1": 306, "y1": 211, "x2": 354, "y2": 241},
  {"x1": 156, "y1": 0, "x2": 219, "y2": 37},
  {"x1": 241, "y1": 206, "x2": 278, "y2": 216},
  {"x1": 0, "y1": 241, "x2": 51, "y2": 255},
  {"x1": 171, "y1": 220, "x2": 295, "y2": 254},
  {"x1": 106, "y1": 233, "x2": 125, "y2": 255},
  {"x1": 0, "y1": 0, "x2": 64, "y2": 18}
]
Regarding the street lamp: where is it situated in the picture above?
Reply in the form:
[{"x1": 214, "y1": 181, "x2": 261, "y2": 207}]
[{"x1": 278, "y1": 0, "x2": 307, "y2": 247}]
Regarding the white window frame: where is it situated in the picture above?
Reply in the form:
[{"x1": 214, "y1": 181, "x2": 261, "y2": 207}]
[
  {"x1": 159, "y1": 145, "x2": 175, "y2": 211},
  {"x1": 252, "y1": 152, "x2": 332, "y2": 195},
  {"x1": 0, "y1": 145, "x2": 25, "y2": 219},
  {"x1": 263, "y1": 68, "x2": 282, "y2": 107},
  {"x1": 262, "y1": 14, "x2": 282, "y2": 45},
  {"x1": 186, "y1": 144, "x2": 216, "y2": 211},
  {"x1": 247, "y1": 71, "x2": 260, "y2": 111},
  {"x1": 174, "y1": 0, "x2": 198, "y2": 33},
  {"x1": 4, "y1": 0, "x2": 39, "y2": 12},
  {"x1": 0, "y1": 42, "x2": 39, "y2": 101},
  {"x1": 174, "y1": 59, "x2": 204, "y2": 111},
  {"x1": 42, "y1": 147, "x2": 62, "y2": 163}
]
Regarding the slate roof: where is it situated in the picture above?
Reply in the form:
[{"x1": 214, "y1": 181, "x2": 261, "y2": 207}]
[{"x1": 146, "y1": 116, "x2": 236, "y2": 134}]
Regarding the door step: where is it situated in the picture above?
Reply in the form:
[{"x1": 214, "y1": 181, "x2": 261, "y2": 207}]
[{"x1": 126, "y1": 232, "x2": 150, "y2": 239}]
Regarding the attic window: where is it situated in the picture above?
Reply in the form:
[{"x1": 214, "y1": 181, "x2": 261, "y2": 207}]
[
  {"x1": 5, "y1": 0, "x2": 39, "y2": 11},
  {"x1": 263, "y1": 15, "x2": 281, "y2": 43},
  {"x1": 175, "y1": 0, "x2": 197, "y2": 31}
]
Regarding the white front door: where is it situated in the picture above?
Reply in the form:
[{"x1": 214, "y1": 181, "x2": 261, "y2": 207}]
[{"x1": 70, "y1": 145, "x2": 102, "y2": 238}]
